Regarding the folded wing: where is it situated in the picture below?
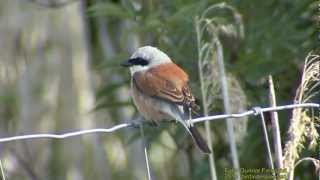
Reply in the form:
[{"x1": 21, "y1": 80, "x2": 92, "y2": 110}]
[{"x1": 132, "y1": 63, "x2": 198, "y2": 111}]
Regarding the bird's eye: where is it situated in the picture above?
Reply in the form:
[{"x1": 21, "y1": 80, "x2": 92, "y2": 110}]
[{"x1": 129, "y1": 57, "x2": 149, "y2": 66}]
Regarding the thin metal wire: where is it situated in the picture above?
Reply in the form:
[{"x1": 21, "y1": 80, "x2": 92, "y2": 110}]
[
  {"x1": 0, "y1": 124, "x2": 131, "y2": 143},
  {"x1": 257, "y1": 109, "x2": 275, "y2": 180},
  {"x1": 192, "y1": 103, "x2": 319, "y2": 123},
  {"x1": 139, "y1": 124, "x2": 152, "y2": 180},
  {"x1": 0, "y1": 103, "x2": 319, "y2": 143},
  {"x1": 0, "y1": 158, "x2": 5, "y2": 180}
]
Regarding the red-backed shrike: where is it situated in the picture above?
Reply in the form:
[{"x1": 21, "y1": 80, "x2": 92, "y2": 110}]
[{"x1": 121, "y1": 46, "x2": 211, "y2": 154}]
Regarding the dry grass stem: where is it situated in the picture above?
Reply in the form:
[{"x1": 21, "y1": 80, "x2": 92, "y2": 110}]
[
  {"x1": 283, "y1": 53, "x2": 320, "y2": 180},
  {"x1": 195, "y1": 3, "x2": 245, "y2": 180},
  {"x1": 268, "y1": 76, "x2": 283, "y2": 169}
]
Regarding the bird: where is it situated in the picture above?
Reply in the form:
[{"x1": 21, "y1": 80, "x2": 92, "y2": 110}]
[{"x1": 121, "y1": 46, "x2": 211, "y2": 154}]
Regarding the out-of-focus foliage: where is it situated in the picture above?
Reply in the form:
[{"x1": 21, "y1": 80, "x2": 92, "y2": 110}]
[
  {"x1": 0, "y1": 0, "x2": 318, "y2": 180},
  {"x1": 88, "y1": 0, "x2": 318, "y2": 179}
]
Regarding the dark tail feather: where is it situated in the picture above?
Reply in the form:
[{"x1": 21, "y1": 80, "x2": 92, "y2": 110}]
[{"x1": 189, "y1": 126, "x2": 211, "y2": 154}]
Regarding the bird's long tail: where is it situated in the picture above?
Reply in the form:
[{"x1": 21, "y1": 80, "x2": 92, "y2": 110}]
[
  {"x1": 188, "y1": 126, "x2": 211, "y2": 154},
  {"x1": 179, "y1": 120, "x2": 211, "y2": 154},
  {"x1": 178, "y1": 113, "x2": 211, "y2": 154},
  {"x1": 165, "y1": 105, "x2": 211, "y2": 154}
]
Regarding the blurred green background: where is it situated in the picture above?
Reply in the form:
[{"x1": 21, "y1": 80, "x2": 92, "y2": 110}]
[{"x1": 0, "y1": 0, "x2": 318, "y2": 179}]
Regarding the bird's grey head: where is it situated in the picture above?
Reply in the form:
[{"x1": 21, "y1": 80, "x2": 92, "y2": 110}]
[{"x1": 121, "y1": 46, "x2": 172, "y2": 75}]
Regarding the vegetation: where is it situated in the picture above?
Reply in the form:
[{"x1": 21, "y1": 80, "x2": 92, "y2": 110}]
[{"x1": 0, "y1": 0, "x2": 318, "y2": 180}]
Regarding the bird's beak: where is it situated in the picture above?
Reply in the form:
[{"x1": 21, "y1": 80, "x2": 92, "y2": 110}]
[{"x1": 121, "y1": 59, "x2": 133, "y2": 67}]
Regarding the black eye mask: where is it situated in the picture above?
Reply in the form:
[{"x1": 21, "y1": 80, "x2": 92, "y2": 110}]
[
  {"x1": 129, "y1": 57, "x2": 149, "y2": 66},
  {"x1": 121, "y1": 57, "x2": 149, "y2": 67}
]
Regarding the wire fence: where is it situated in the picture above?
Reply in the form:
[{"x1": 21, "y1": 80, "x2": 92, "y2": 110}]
[
  {"x1": 0, "y1": 103, "x2": 318, "y2": 143},
  {"x1": 0, "y1": 102, "x2": 319, "y2": 180}
]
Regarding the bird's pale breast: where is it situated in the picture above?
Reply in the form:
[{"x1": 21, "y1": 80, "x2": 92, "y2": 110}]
[{"x1": 131, "y1": 80, "x2": 171, "y2": 122}]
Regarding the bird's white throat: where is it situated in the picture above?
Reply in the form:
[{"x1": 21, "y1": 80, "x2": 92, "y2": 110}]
[{"x1": 129, "y1": 46, "x2": 172, "y2": 75}]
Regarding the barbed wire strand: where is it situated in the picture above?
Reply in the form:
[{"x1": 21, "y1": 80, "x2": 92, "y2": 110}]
[
  {"x1": 0, "y1": 103, "x2": 318, "y2": 144},
  {"x1": 0, "y1": 158, "x2": 6, "y2": 180}
]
